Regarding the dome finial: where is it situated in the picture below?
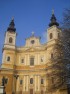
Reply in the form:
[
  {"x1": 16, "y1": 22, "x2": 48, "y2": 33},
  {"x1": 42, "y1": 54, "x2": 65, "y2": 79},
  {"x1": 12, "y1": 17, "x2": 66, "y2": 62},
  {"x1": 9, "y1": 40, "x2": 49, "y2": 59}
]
[
  {"x1": 12, "y1": 16, "x2": 14, "y2": 21},
  {"x1": 49, "y1": 10, "x2": 59, "y2": 27},
  {"x1": 52, "y1": 9, "x2": 54, "y2": 15},
  {"x1": 32, "y1": 31, "x2": 34, "y2": 36}
]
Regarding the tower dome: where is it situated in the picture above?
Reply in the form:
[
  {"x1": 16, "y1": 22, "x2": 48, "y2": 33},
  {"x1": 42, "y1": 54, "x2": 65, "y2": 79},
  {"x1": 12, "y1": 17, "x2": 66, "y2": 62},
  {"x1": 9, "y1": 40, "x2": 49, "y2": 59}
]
[
  {"x1": 7, "y1": 18, "x2": 16, "y2": 32},
  {"x1": 49, "y1": 10, "x2": 59, "y2": 27}
]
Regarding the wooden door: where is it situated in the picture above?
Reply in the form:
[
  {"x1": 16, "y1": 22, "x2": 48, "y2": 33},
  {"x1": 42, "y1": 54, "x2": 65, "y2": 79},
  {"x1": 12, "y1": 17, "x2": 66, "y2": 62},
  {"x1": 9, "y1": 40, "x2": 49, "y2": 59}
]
[
  {"x1": 41, "y1": 90, "x2": 43, "y2": 94},
  {"x1": 30, "y1": 89, "x2": 33, "y2": 94}
]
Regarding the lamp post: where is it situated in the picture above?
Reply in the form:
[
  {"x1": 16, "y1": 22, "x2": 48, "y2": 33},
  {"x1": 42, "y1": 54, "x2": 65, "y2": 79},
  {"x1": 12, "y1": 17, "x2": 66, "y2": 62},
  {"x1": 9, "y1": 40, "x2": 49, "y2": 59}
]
[{"x1": 2, "y1": 76, "x2": 6, "y2": 94}]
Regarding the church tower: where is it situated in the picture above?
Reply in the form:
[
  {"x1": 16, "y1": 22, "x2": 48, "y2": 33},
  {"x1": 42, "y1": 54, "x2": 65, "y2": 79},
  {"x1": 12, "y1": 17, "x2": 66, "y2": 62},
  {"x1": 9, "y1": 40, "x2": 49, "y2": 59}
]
[
  {"x1": 46, "y1": 11, "x2": 62, "y2": 64},
  {"x1": 4, "y1": 18, "x2": 17, "y2": 49},
  {"x1": 2, "y1": 18, "x2": 17, "y2": 66},
  {"x1": 47, "y1": 11, "x2": 61, "y2": 43}
]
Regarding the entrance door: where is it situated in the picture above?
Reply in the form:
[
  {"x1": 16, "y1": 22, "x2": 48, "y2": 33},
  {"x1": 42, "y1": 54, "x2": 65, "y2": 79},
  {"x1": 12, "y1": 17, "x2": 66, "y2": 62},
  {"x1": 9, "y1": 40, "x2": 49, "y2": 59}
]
[
  {"x1": 41, "y1": 90, "x2": 43, "y2": 94},
  {"x1": 30, "y1": 89, "x2": 33, "y2": 94}
]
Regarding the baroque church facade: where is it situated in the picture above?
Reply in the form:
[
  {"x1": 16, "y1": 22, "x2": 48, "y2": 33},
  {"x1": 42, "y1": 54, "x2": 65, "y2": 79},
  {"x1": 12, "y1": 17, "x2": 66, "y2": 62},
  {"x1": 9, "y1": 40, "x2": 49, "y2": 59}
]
[{"x1": 0, "y1": 13, "x2": 68, "y2": 94}]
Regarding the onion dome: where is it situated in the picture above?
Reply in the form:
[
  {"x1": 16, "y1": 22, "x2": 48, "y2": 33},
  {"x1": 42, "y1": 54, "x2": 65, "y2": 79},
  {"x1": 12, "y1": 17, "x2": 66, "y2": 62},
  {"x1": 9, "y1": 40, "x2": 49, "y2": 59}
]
[
  {"x1": 7, "y1": 18, "x2": 16, "y2": 32},
  {"x1": 49, "y1": 10, "x2": 59, "y2": 27}
]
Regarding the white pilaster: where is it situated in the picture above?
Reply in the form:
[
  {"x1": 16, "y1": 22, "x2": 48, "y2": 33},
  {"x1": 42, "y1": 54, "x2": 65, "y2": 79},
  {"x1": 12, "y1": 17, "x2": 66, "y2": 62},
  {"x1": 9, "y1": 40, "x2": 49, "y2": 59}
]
[
  {"x1": 2, "y1": 52, "x2": 5, "y2": 64},
  {"x1": 35, "y1": 76, "x2": 37, "y2": 91},
  {"x1": 38, "y1": 54, "x2": 40, "y2": 65},
  {"x1": 38, "y1": 75, "x2": 40, "y2": 91},
  {"x1": 16, "y1": 77, "x2": 19, "y2": 91},
  {"x1": 25, "y1": 55, "x2": 27, "y2": 65},
  {"x1": 23, "y1": 76, "x2": 26, "y2": 91},
  {"x1": 28, "y1": 54, "x2": 30, "y2": 65},
  {"x1": 44, "y1": 77, "x2": 46, "y2": 91},
  {"x1": 26, "y1": 76, "x2": 29, "y2": 91}
]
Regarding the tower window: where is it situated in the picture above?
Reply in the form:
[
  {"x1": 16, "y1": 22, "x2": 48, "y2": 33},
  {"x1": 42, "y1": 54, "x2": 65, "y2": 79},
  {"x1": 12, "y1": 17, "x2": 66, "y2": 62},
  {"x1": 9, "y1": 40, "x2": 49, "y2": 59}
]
[
  {"x1": 7, "y1": 56, "x2": 10, "y2": 61},
  {"x1": 51, "y1": 53, "x2": 53, "y2": 58},
  {"x1": 50, "y1": 33, "x2": 53, "y2": 39},
  {"x1": 58, "y1": 33, "x2": 60, "y2": 38},
  {"x1": 30, "y1": 78, "x2": 33, "y2": 84},
  {"x1": 41, "y1": 78, "x2": 44, "y2": 84},
  {"x1": 9, "y1": 37, "x2": 13, "y2": 43},
  {"x1": 51, "y1": 77, "x2": 54, "y2": 84},
  {"x1": 30, "y1": 57, "x2": 34, "y2": 66}
]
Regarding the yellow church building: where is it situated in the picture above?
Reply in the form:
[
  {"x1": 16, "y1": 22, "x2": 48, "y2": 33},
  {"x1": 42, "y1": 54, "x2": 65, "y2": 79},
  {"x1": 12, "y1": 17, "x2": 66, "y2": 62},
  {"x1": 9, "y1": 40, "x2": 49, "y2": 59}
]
[{"x1": 0, "y1": 12, "x2": 68, "y2": 94}]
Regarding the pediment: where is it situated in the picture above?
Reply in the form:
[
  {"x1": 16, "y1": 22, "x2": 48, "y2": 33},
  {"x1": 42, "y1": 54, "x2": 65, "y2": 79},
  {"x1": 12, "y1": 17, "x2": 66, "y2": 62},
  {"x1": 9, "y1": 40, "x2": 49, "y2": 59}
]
[
  {"x1": 24, "y1": 47, "x2": 38, "y2": 52},
  {"x1": 24, "y1": 46, "x2": 46, "y2": 52}
]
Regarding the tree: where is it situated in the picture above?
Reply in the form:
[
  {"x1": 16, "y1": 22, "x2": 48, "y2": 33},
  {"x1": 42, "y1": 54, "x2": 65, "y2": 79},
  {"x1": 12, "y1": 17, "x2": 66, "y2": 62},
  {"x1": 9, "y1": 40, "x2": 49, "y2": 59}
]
[
  {"x1": 62, "y1": 9, "x2": 70, "y2": 29},
  {"x1": 62, "y1": 9, "x2": 70, "y2": 94},
  {"x1": 46, "y1": 9, "x2": 70, "y2": 93}
]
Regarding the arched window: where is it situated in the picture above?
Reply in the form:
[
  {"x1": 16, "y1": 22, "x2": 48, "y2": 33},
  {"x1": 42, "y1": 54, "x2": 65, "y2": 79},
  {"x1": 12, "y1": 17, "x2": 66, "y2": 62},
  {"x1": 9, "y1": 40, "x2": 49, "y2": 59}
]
[
  {"x1": 9, "y1": 37, "x2": 13, "y2": 43},
  {"x1": 50, "y1": 33, "x2": 53, "y2": 39},
  {"x1": 30, "y1": 78, "x2": 33, "y2": 84},
  {"x1": 7, "y1": 56, "x2": 10, "y2": 61}
]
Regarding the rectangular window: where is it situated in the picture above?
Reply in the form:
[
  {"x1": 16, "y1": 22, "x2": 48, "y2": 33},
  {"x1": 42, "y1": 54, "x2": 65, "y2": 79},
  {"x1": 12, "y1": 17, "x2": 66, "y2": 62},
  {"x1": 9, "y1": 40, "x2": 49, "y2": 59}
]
[
  {"x1": 50, "y1": 33, "x2": 53, "y2": 39},
  {"x1": 51, "y1": 53, "x2": 53, "y2": 58},
  {"x1": 41, "y1": 79, "x2": 44, "y2": 84},
  {"x1": 20, "y1": 80, "x2": 23, "y2": 85},
  {"x1": 30, "y1": 78, "x2": 33, "y2": 84},
  {"x1": 21, "y1": 59, "x2": 24, "y2": 63},
  {"x1": 30, "y1": 57, "x2": 34, "y2": 66},
  {"x1": 5, "y1": 78, "x2": 8, "y2": 84},
  {"x1": 51, "y1": 77, "x2": 54, "y2": 84}
]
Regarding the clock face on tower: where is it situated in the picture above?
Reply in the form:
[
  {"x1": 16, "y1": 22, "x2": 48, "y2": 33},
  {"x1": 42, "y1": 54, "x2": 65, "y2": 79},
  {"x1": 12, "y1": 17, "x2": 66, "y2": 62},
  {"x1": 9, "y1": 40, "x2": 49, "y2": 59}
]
[{"x1": 31, "y1": 40, "x2": 35, "y2": 44}]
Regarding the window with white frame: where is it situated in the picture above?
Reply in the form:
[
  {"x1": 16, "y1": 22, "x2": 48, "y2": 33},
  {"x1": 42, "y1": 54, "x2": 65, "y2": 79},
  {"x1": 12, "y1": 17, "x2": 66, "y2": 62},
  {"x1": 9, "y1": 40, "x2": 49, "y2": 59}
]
[
  {"x1": 21, "y1": 58, "x2": 24, "y2": 63},
  {"x1": 41, "y1": 78, "x2": 44, "y2": 84},
  {"x1": 30, "y1": 78, "x2": 33, "y2": 84},
  {"x1": 9, "y1": 37, "x2": 13, "y2": 43},
  {"x1": 20, "y1": 80, "x2": 23, "y2": 85},
  {"x1": 30, "y1": 57, "x2": 34, "y2": 66}
]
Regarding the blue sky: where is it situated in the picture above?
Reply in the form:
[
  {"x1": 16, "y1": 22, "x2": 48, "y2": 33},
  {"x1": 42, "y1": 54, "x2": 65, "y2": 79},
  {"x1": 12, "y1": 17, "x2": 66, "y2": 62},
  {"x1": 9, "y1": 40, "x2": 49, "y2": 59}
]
[{"x1": 0, "y1": 0, "x2": 70, "y2": 64}]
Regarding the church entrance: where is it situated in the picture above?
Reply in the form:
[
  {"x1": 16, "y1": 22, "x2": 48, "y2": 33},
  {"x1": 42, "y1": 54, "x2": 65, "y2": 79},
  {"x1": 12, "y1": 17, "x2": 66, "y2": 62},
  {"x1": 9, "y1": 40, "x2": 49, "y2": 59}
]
[
  {"x1": 30, "y1": 89, "x2": 33, "y2": 94},
  {"x1": 41, "y1": 90, "x2": 43, "y2": 94}
]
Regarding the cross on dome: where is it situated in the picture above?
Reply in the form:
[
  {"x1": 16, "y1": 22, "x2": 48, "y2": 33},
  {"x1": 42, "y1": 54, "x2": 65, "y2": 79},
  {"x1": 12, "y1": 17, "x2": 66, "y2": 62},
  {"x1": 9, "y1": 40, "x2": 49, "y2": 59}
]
[
  {"x1": 32, "y1": 31, "x2": 35, "y2": 36},
  {"x1": 52, "y1": 9, "x2": 54, "y2": 15}
]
